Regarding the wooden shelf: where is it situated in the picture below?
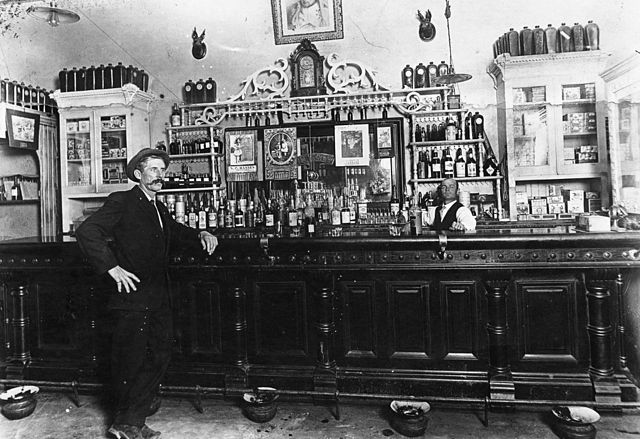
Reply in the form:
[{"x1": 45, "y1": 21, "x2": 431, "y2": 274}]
[
  {"x1": 410, "y1": 176, "x2": 501, "y2": 183},
  {"x1": 159, "y1": 186, "x2": 218, "y2": 193},
  {"x1": 563, "y1": 132, "x2": 597, "y2": 137},
  {"x1": 411, "y1": 139, "x2": 484, "y2": 147},
  {"x1": 168, "y1": 152, "x2": 216, "y2": 159},
  {"x1": 0, "y1": 199, "x2": 39, "y2": 205}
]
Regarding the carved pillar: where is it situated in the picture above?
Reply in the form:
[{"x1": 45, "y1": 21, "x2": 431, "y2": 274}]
[
  {"x1": 615, "y1": 272, "x2": 627, "y2": 369},
  {"x1": 314, "y1": 287, "x2": 336, "y2": 371},
  {"x1": 10, "y1": 285, "x2": 30, "y2": 363},
  {"x1": 586, "y1": 282, "x2": 621, "y2": 403},
  {"x1": 226, "y1": 287, "x2": 248, "y2": 393},
  {"x1": 485, "y1": 280, "x2": 514, "y2": 400}
]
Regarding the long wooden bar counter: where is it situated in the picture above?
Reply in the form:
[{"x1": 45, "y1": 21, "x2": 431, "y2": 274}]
[{"x1": 1, "y1": 227, "x2": 639, "y2": 409}]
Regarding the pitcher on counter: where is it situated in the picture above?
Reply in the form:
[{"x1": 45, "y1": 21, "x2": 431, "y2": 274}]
[
  {"x1": 75, "y1": 148, "x2": 218, "y2": 439},
  {"x1": 425, "y1": 178, "x2": 476, "y2": 232}
]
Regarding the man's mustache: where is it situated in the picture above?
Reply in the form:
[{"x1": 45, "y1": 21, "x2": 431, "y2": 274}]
[{"x1": 152, "y1": 178, "x2": 164, "y2": 184}]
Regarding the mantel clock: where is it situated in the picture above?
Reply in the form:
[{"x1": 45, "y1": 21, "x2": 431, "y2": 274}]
[{"x1": 290, "y1": 39, "x2": 326, "y2": 97}]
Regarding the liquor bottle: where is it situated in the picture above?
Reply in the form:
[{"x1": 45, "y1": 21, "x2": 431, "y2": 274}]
[
  {"x1": 113, "y1": 62, "x2": 125, "y2": 88},
  {"x1": 204, "y1": 77, "x2": 217, "y2": 102},
  {"x1": 0, "y1": 177, "x2": 6, "y2": 201},
  {"x1": 409, "y1": 196, "x2": 423, "y2": 235},
  {"x1": 287, "y1": 197, "x2": 298, "y2": 227},
  {"x1": 389, "y1": 186, "x2": 400, "y2": 216},
  {"x1": 558, "y1": 23, "x2": 572, "y2": 52},
  {"x1": 533, "y1": 25, "x2": 546, "y2": 54},
  {"x1": 442, "y1": 147, "x2": 454, "y2": 179},
  {"x1": 207, "y1": 195, "x2": 217, "y2": 230},
  {"x1": 437, "y1": 60, "x2": 449, "y2": 77},
  {"x1": 195, "y1": 79, "x2": 206, "y2": 104},
  {"x1": 225, "y1": 200, "x2": 235, "y2": 228},
  {"x1": 170, "y1": 103, "x2": 181, "y2": 127},
  {"x1": 425, "y1": 148, "x2": 432, "y2": 178},
  {"x1": 466, "y1": 147, "x2": 477, "y2": 177},
  {"x1": 188, "y1": 195, "x2": 198, "y2": 228},
  {"x1": 254, "y1": 189, "x2": 265, "y2": 229},
  {"x1": 330, "y1": 195, "x2": 341, "y2": 226},
  {"x1": 415, "y1": 123, "x2": 422, "y2": 142},
  {"x1": 464, "y1": 112, "x2": 473, "y2": 140},
  {"x1": 234, "y1": 199, "x2": 245, "y2": 228},
  {"x1": 426, "y1": 61, "x2": 438, "y2": 88},
  {"x1": 104, "y1": 63, "x2": 114, "y2": 89},
  {"x1": 217, "y1": 199, "x2": 226, "y2": 229},
  {"x1": 401, "y1": 65, "x2": 414, "y2": 89},
  {"x1": 431, "y1": 149, "x2": 442, "y2": 179},
  {"x1": 571, "y1": 22, "x2": 585, "y2": 51},
  {"x1": 520, "y1": 26, "x2": 533, "y2": 55},
  {"x1": 507, "y1": 28, "x2": 520, "y2": 56},
  {"x1": 414, "y1": 63, "x2": 427, "y2": 88},
  {"x1": 417, "y1": 151, "x2": 426, "y2": 179},
  {"x1": 483, "y1": 153, "x2": 498, "y2": 177},
  {"x1": 265, "y1": 199, "x2": 275, "y2": 229},
  {"x1": 584, "y1": 20, "x2": 599, "y2": 50},
  {"x1": 184, "y1": 80, "x2": 195, "y2": 104},
  {"x1": 306, "y1": 213, "x2": 316, "y2": 237},
  {"x1": 175, "y1": 195, "x2": 186, "y2": 224},
  {"x1": 198, "y1": 193, "x2": 207, "y2": 230},
  {"x1": 340, "y1": 196, "x2": 351, "y2": 225},
  {"x1": 544, "y1": 24, "x2": 557, "y2": 54},
  {"x1": 321, "y1": 197, "x2": 330, "y2": 224},
  {"x1": 455, "y1": 147, "x2": 466, "y2": 178},
  {"x1": 11, "y1": 176, "x2": 22, "y2": 200},
  {"x1": 473, "y1": 112, "x2": 484, "y2": 139},
  {"x1": 445, "y1": 118, "x2": 457, "y2": 141},
  {"x1": 245, "y1": 201, "x2": 255, "y2": 229},
  {"x1": 58, "y1": 68, "x2": 69, "y2": 92}
]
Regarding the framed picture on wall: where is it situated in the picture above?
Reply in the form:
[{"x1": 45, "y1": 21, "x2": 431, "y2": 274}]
[
  {"x1": 335, "y1": 124, "x2": 370, "y2": 167},
  {"x1": 225, "y1": 129, "x2": 262, "y2": 181},
  {"x1": 375, "y1": 124, "x2": 395, "y2": 159},
  {"x1": 5, "y1": 109, "x2": 39, "y2": 150},
  {"x1": 271, "y1": 0, "x2": 344, "y2": 45}
]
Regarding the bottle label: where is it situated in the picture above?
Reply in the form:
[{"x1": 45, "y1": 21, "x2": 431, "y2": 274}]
[
  {"x1": 467, "y1": 163, "x2": 477, "y2": 177},
  {"x1": 432, "y1": 163, "x2": 440, "y2": 173},
  {"x1": 455, "y1": 162, "x2": 466, "y2": 178},
  {"x1": 444, "y1": 161, "x2": 454, "y2": 172},
  {"x1": 265, "y1": 213, "x2": 275, "y2": 227}
]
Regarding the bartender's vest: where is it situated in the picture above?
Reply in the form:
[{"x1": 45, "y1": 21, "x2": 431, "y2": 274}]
[{"x1": 434, "y1": 201, "x2": 462, "y2": 231}]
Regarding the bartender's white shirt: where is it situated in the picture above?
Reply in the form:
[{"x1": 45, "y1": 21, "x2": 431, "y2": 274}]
[{"x1": 426, "y1": 200, "x2": 477, "y2": 231}]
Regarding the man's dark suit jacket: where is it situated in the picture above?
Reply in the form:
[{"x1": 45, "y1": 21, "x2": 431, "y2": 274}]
[{"x1": 76, "y1": 186, "x2": 200, "y2": 311}]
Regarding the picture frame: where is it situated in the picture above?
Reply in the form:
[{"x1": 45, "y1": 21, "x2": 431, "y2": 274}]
[
  {"x1": 334, "y1": 124, "x2": 370, "y2": 167},
  {"x1": 375, "y1": 124, "x2": 395, "y2": 159},
  {"x1": 5, "y1": 109, "x2": 39, "y2": 150},
  {"x1": 271, "y1": 0, "x2": 344, "y2": 45},
  {"x1": 226, "y1": 130, "x2": 259, "y2": 171},
  {"x1": 264, "y1": 127, "x2": 299, "y2": 180}
]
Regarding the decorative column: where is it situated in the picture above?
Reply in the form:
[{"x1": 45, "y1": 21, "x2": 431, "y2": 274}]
[
  {"x1": 313, "y1": 286, "x2": 338, "y2": 418},
  {"x1": 586, "y1": 283, "x2": 621, "y2": 403},
  {"x1": 485, "y1": 280, "x2": 514, "y2": 401},
  {"x1": 615, "y1": 272, "x2": 627, "y2": 369},
  {"x1": 225, "y1": 287, "x2": 248, "y2": 394},
  {"x1": 6, "y1": 285, "x2": 30, "y2": 379}
]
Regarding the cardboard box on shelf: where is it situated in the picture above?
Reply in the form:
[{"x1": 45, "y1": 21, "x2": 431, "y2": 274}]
[
  {"x1": 577, "y1": 214, "x2": 610, "y2": 232},
  {"x1": 567, "y1": 199, "x2": 585, "y2": 214},
  {"x1": 563, "y1": 189, "x2": 585, "y2": 202},
  {"x1": 529, "y1": 198, "x2": 548, "y2": 214},
  {"x1": 548, "y1": 203, "x2": 566, "y2": 214}
]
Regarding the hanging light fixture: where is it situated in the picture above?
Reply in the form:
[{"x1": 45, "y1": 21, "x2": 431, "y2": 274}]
[
  {"x1": 27, "y1": 1, "x2": 79, "y2": 27},
  {"x1": 434, "y1": 0, "x2": 471, "y2": 86}
]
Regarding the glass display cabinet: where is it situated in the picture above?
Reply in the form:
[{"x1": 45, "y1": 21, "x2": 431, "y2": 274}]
[{"x1": 52, "y1": 84, "x2": 155, "y2": 233}]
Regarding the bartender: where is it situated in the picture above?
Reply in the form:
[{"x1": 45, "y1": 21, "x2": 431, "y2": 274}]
[{"x1": 426, "y1": 178, "x2": 476, "y2": 231}]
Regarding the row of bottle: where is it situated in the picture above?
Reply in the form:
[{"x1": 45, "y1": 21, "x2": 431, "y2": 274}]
[
  {"x1": 167, "y1": 130, "x2": 217, "y2": 155},
  {"x1": 0, "y1": 79, "x2": 56, "y2": 114},
  {"x1": 401, "y1": 61, "x2": 450, "y2": 89},
  {"x1": 161, "y1": 161, "x2": 220, "y2": 188},
  {"x1": 0, "y1": 176, "x2": 23, "y2": 201},
  {"x1": 58, "y1": 63, "x2": 149, "y2": 92},
  {"x1": 415, "y1": 146, "x2": 498, "y2": 179},
  {"x1": 183, "y1": 78, "x2": 217, "y2": 104},
  {"x1": 493, "y1": 21, "x2": 600, "y2": 58},
  {"x1": 414, "y1": 112, "x2": 485, "y2": 142}
]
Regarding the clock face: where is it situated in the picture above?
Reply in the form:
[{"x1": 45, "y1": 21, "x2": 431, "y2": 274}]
[
  {"x1": 299, "y1": 55, "x2": 315, "y2": 87},
  {"x1": 267, "y1": 132, "x2": 295, "y2": 165}
]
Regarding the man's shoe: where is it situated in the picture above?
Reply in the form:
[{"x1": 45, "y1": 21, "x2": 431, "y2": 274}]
[
  {"x1": 147, "y1": 397, "x2": 161, "y2": 417},
  {"x1": 141, "y1": 424, "x2": 161, "y2": 439},
  {"x1": 107, "y1": 424, "x2": 144, "y2": 439}
]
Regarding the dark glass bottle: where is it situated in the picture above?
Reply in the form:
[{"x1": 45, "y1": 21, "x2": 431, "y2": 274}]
[
  {"x1": 58, "y1": 68, "x2": 69, "y2": 92},
  {"x1": 401, "y1": 65, "x2": 414, "y2": 89},
  {"x1": 464, "y1": 112, "x2": 473, "y2": 140},
  {"x1": 15, "y1": 82, "x2": 23, "y2": 105},
  {"x1": 437, "y1": 60, "x2": 449, "y2": 77},
  {"x1": 431, "y1": 149, "x2": 442, "y2": 179},
  {"x1": 442, "y1": 148, "x2": 454, "y2": 178},
  {"x1": 95, "y1": 64, "x2": 105, "y2": 89},
  {"x1": 426, "y1": 61, "x2": 438, "y2": 87},
  {"x1": 204, "y1": 77, "x2": 216, "y2": 102},
  {"x1": 532, "y1": 26, "x2": 546, "y2": 54},
  {"x1": 85, "y1": 66, "x2": 95, "y2": 90},
  {"x1": 572, "y1": 23, "x2": 585, "y2": 51},
  {"x1": 558, "y1": 23, "x2": 572, "y2": 52},
  {"x1": 466, "y1": 147, "x2": 477, "y2": 177},
  {"x1": 584, "y1": 20, "x2": 599, "y2": 50},
  {"x1": 483, "y1": 154, "x2": 498, "y2": 177},
  {"x1": 544, "y1": 24, "x2": 557, "y2": 54},
  {"x1": 519, "y1": 26, "x2": 533, "y2": 55},
  {"x1": 390, "y1": 185, "x2": 400, "y2": 215},
  {"x1": 195, "y1": 78, "x2": 205, "y2": 104},
  {"x1": 113, "y1": 62, "x2": 125, "y2": 88},
  {"x1": 507, "y1": 28, "x2": 520, "y2": 56},
  {"x1": 104, "y1": 63, "x2": 114, "y2": 89},
  {"x1": 11, "y1": 176, "x2": 22, "y2": 200},
  {"x1": 124, "y1": 65, "x2": 135, "y2": 85},
  {"x1": 455, "y1": 147, "x2": 466, "y2": 178},
  {"x1": 417, "y1": 151, "x2": 426, "y2": 179},
  {"x1": 69, "y1": 67, "x2": 78, "y2": 92},
  {"x1": 140, "y1": 70, "x2": 149, "y2": 91},
  {"x1": 170, "y1": 103, "x2": 181, "y2": 127},
  {"x1": 76, "y1": 67, "x2": 86, "y2": 91},
  {"x1": 414, "y1": 63, "x2": 427, "y2": 88},
  {"x1": 184, "y1": 80, "x2": 195, "y2": 104},
  {"x1": 473, "y1": 112, "x2": 485, "y2": 139}
]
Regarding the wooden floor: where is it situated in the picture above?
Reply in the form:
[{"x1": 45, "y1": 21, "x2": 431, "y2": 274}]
[{"x1": 1, "y1": 392, "x2": 640, "y2": 438}]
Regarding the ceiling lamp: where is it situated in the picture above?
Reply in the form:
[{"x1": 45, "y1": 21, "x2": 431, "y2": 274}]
[
  {"x1": 434, "y1": 0, "x2": 471, "y2": 86},
  {"x1": 27, "y1": 1, "x2": 79, "y2": 27}
]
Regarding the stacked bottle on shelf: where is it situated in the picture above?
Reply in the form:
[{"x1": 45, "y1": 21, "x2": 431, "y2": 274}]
[
  {"x1": 58, "y1": 63, "x2": 149, "y2": 92},
  {"x1": 401, "y1": 60, "x2": 450, "y2": 89},
  {"x1": 493, "y1": 20, "x2": 600, "y2": 58},
  {"x1": 162, "y1": 160, "x2": 217, "y2": 189},
  {"x1": 0, "y1": 78, "x2": 56, "y2": 114}
]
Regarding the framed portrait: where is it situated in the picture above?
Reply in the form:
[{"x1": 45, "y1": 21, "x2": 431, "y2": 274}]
[
  {"x1": 334, "y1": 124, "x2": 370, "y2": 167},
  {"x1": 271, "y1": 0, "x2": 344, "y2": 45},
  {"x1": 264, "y1": 127, "x2": 298, "y2": 180},
  {"x1": 5, "y1": 109, "x2": 40, "y2": 150},
  {"x1": 375, "y1": 124, "x2": 396, "y2": 159},
  {"x1": 225, "y1": 129, "x2": 262, "y2": 181}
]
